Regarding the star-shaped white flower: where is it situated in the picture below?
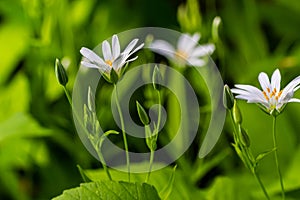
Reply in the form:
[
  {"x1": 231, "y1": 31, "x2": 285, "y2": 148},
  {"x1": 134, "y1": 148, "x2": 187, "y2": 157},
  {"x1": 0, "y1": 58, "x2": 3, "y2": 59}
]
[
  {"x1": 80, "y1": 35, "x2": 144, "y2": 73},
  {"x1": 149, "y1": 33, "x2": 215, "y2": 66},
  {"x1": 231, "y1": 69, "x2": 300, "y2": 115}
]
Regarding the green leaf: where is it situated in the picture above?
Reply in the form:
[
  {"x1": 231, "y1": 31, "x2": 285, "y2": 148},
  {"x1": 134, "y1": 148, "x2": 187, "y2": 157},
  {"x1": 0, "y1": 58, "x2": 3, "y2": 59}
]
[
  {"x1": 177, "y1": 0, "x2": 202, "y2": 33},
  {"x1": 84, "y1": 164, "x2": 205, "y2": 199},
  {"x1": 0, "y1": 113, "x2": 51, "y2": 142},
  {"x1": 255, "y1": 148, "x2": 276, "y2": 164},
  {"x1": 103, "y1": 130, "x2": 119, "y2": 137},
  {"x1": 77, "y1": 165, "x2": 92, "y2": 183},
  {"x1": 159, "y1": 165, "x2": 177, "y2": 200},
  {"x1": 0, "y1": 23, "x2": 30, "y2": 84},
  {"x1": 52, "y1": 180, "x2": 161, "y2": 200},
  {"x1": 0, "y1": 74, "x2": 29, "y2": 121}
]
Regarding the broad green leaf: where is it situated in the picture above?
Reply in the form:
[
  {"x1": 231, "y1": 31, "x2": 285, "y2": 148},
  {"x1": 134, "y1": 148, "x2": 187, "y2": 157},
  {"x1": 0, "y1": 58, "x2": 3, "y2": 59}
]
[
  {"x1": 0, "y1": 139, "x2": 50, "y2": 200},
  {"x1": 84, "y1": 164, "x2": 205, "y2": 199},
  {"x1": 0, "y1": 74, "x2": 29, "y2": 121},
  {"x1": 52, "y1": 180, "x2": 161, "y2": 200},
  {"x1": 159, "y1": 165, "x2": 176, "y2": 200},
  {"x1": 0, "y1": 113, "x2": 51, "y2": 142},
  {"x1": 0, "y1": 23, "x2": 30, "y2": 84}
]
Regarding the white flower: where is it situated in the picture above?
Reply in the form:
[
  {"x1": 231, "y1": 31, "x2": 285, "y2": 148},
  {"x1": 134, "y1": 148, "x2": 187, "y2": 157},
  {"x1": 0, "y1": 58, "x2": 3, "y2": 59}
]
[
  {"x1": 149, "y1": 33, "x2": 215, "y2": 66},
  {"x1": 231, "y1": 69, "x2": 300, "y2": 114},
  {"x1": 80, "y1": 35, "x2": 144, "y2": 73}
]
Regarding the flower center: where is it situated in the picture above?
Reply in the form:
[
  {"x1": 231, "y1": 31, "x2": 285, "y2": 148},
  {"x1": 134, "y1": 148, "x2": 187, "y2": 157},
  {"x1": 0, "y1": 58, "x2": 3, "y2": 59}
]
[
  {"x1": 262, "y1": 87, "x2": 283, "y2": 103},
  {"x1": 105, "y1": 60, "x2": 113, "y2": 67},
  {"x1": 175, "y1": 50, "x2": 188, "y2": 60}
]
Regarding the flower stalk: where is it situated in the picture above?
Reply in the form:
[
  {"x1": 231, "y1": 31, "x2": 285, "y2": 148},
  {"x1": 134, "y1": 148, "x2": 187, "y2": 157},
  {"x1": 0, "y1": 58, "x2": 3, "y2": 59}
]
[
  {"x1": 272, "y1": 116, "x2": 285, "y2": 199},
  {"x1": 224, "y1": 86, "x2": 270, "y2": 199},
  {"x1": 114, "y1": 84, "x2": 130, "y2": 182}
]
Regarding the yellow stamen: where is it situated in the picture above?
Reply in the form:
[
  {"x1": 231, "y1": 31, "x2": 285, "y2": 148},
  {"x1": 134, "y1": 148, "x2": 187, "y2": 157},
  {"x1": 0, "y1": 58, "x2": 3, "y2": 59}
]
[
  {"x1": 175, "y1": 50, "x2": 188, "y2": 60},
  {"x1": 263, "y1": 91, "x2": 269, "y2": 101},
  {"x1": 270, "y1": 89, "x2": 276, "y2": 98},
  {"x1": 105, "y1": 60, "x2": 113, "y2": 67},
  {"x1": 267, "y1": 88, "x2": 270, "y2": 93},
  {"x1": 275, "y1": 90, "x2": 283, "y2": 101}
]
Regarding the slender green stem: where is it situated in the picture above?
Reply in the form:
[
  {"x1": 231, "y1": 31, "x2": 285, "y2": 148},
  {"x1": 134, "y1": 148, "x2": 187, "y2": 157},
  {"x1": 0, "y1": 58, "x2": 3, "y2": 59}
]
[
  {"x1": 63, "y1": 87, "x2": 72, "y2": 106},
  {"x1": 230, "y1": 109, "x2": 270, "y2": 199},
  {"x1": 156, "y1": 90, "x2": 162, "y2": 132},
  {"x1": 272, "y1": 116, "x2": 285, "y2": 199},
  {"x1": 95, "y1": 145, "x2": 112, "y2": 180},
  {"x1": 145, "y1": 91, "x2": 161, "y2": 182},
  {"x1": 254, "y1": 171, "x2": 270, "y2": 200},
  {"x1": 229, "y1": 111, "x2": 238, "y2": 143},
  {"x1": 114, "y1": 84, "x2": 130, "y2": 182},
  {"x1": 146, "y1": 147, "x2": 154, "y2": 182},
  {"x1": 63, "y1": 86, "x2": 112, "y2": 180}
]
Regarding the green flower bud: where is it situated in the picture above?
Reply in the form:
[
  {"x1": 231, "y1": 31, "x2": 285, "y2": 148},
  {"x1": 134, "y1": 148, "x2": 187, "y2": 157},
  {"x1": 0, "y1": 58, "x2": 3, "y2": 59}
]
[
  {"x1": 212, "y1": 16, "x2": 222, "y2": 44},
  {"x1": 152, "y1": 65, "x2": 162, "y2": 90},
  {"x1": 223, "y1": 84, "x2": 234, "y2": 110},
  {"x1": 233, "y1": 100, "x2": 242, "y2": 124},
  {"x1": 55, "y1": 58, "x2": 68, "y2": 86},
  {"x1": 87, "y1": 86, "x2": 95, "y2": 111},
  {"x1": 239, "y1": 127, "x2": 250, "y2": 147},
  {"x1": 136, "y1": 101, "x2": 150, "y2": 125}
]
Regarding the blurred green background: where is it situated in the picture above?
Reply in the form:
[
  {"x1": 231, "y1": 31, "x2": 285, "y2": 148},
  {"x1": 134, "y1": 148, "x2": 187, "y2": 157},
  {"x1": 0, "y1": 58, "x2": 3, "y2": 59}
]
[{"x1": 1, "y1": 0, "x2": 300, "y2": 199}]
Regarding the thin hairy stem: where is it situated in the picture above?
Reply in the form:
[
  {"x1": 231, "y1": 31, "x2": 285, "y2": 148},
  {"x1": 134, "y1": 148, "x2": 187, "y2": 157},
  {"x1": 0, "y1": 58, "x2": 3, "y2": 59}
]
[
  {"x1": 272, "y1": 116, "x2": 285, "y2": 199},
  {"x1": 115, "y1": 84, "x2": 130, "y2": 182}
]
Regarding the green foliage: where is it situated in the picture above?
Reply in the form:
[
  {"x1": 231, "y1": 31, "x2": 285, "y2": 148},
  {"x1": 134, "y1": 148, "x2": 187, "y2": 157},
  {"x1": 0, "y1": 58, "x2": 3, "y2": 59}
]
[
  {"x1": 84, "y1": 164, "x2": 205, "y2": 199},
  {"x1": 2, "y1": 0, "x2": 300, "y2": 199},
  {"x1": 52, "y1": 180, "x2": 160, "y2": 200}
]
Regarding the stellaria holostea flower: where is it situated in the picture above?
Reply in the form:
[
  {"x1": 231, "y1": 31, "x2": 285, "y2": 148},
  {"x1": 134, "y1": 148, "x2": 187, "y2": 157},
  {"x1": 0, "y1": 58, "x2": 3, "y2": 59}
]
[
  {"x1": 149, "y1": 33, "x2": 215, "y2": 66},
  {"x1": 80, "y1": 35, "x2": 144, "y2": 74},
  {"x1": 231, "y1": 69, "x2": 300, "y2": 115}
]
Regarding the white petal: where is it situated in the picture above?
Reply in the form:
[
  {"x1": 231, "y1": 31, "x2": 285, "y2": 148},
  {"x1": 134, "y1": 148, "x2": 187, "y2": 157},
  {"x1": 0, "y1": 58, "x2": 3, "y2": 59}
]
[
  {"x1": 81, "y1": 60, "x2": 99, "y2": 69},
  {"x1": 233, "y1": 84, "x2": 266, "y2": 102},
  {"x1": 177, "y1": 33, "x2": 200, "y2": 54},
  {"x1": 191, "y1": 33, "x2": 201, "y2": 43},
  {"x1": 235, "y1": 94, "x2": 258, "y2": 101},
  {"x1": 117, "y1": 42, "x2": 144, "y2": 68},
  {"x1": 149, "y1": 40, "x2": 175, "y2": 58},
  {"x1": 81, "y1": 60, "x2": 110, "y2": 72},
  {"x1": 187, "y1": 57, "x2": 206, "y2": 66},
  {"x1": 102, "y1": 40, "x2": 112, "y2": 61},
  {"x1": 279, "y1": 76, "x2": 300, "y2": 102},
  {"x1": 231, "y1": 88, "x2": 252, "y2": 96},
  {"x1": 126, "y1": 56, "x2": 138, "y2": 63},
  {"x1": 112, "y1": 54, "x2": 124, "y2": 70},
  {"x1": 80, "y1": 47, "x2": 103, "y2": 64},
  {"x1": 112, "y1": 35, "x2": 120, "y2": 59},
  {"x1": 126, "y1": 43, "x2": 144, "y2": 58},
  {"x1": 294, "y1": 85, "x2": 300, "y2": 91},
  {"x1": 190, "y1": 44, "x2": 215, "y2": 57},
  {"x1": 288, "y1": 98, "x2": 300, "y2": 103},
  {"x1": 123, "y1": 38, "x2": 138, "y2": 55},
  {"x1": 271, "y1": 69, "x2": 281, "y2": 92},
  {"x1": 258, "y1": 72, "x2": 271, "y2": 92}
]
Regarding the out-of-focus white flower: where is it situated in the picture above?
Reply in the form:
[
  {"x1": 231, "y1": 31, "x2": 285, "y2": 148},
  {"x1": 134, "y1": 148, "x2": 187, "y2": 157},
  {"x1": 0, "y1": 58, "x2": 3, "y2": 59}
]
[
  {"x1": 149, "y1": 33, "x2": 214, "y2": 66},
  {"x1": 231, "y1": 69, "x2": 300, "y2": 115},
  {"x1": 80, "y1": 35, "x2": 144, "y2": 73}
]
